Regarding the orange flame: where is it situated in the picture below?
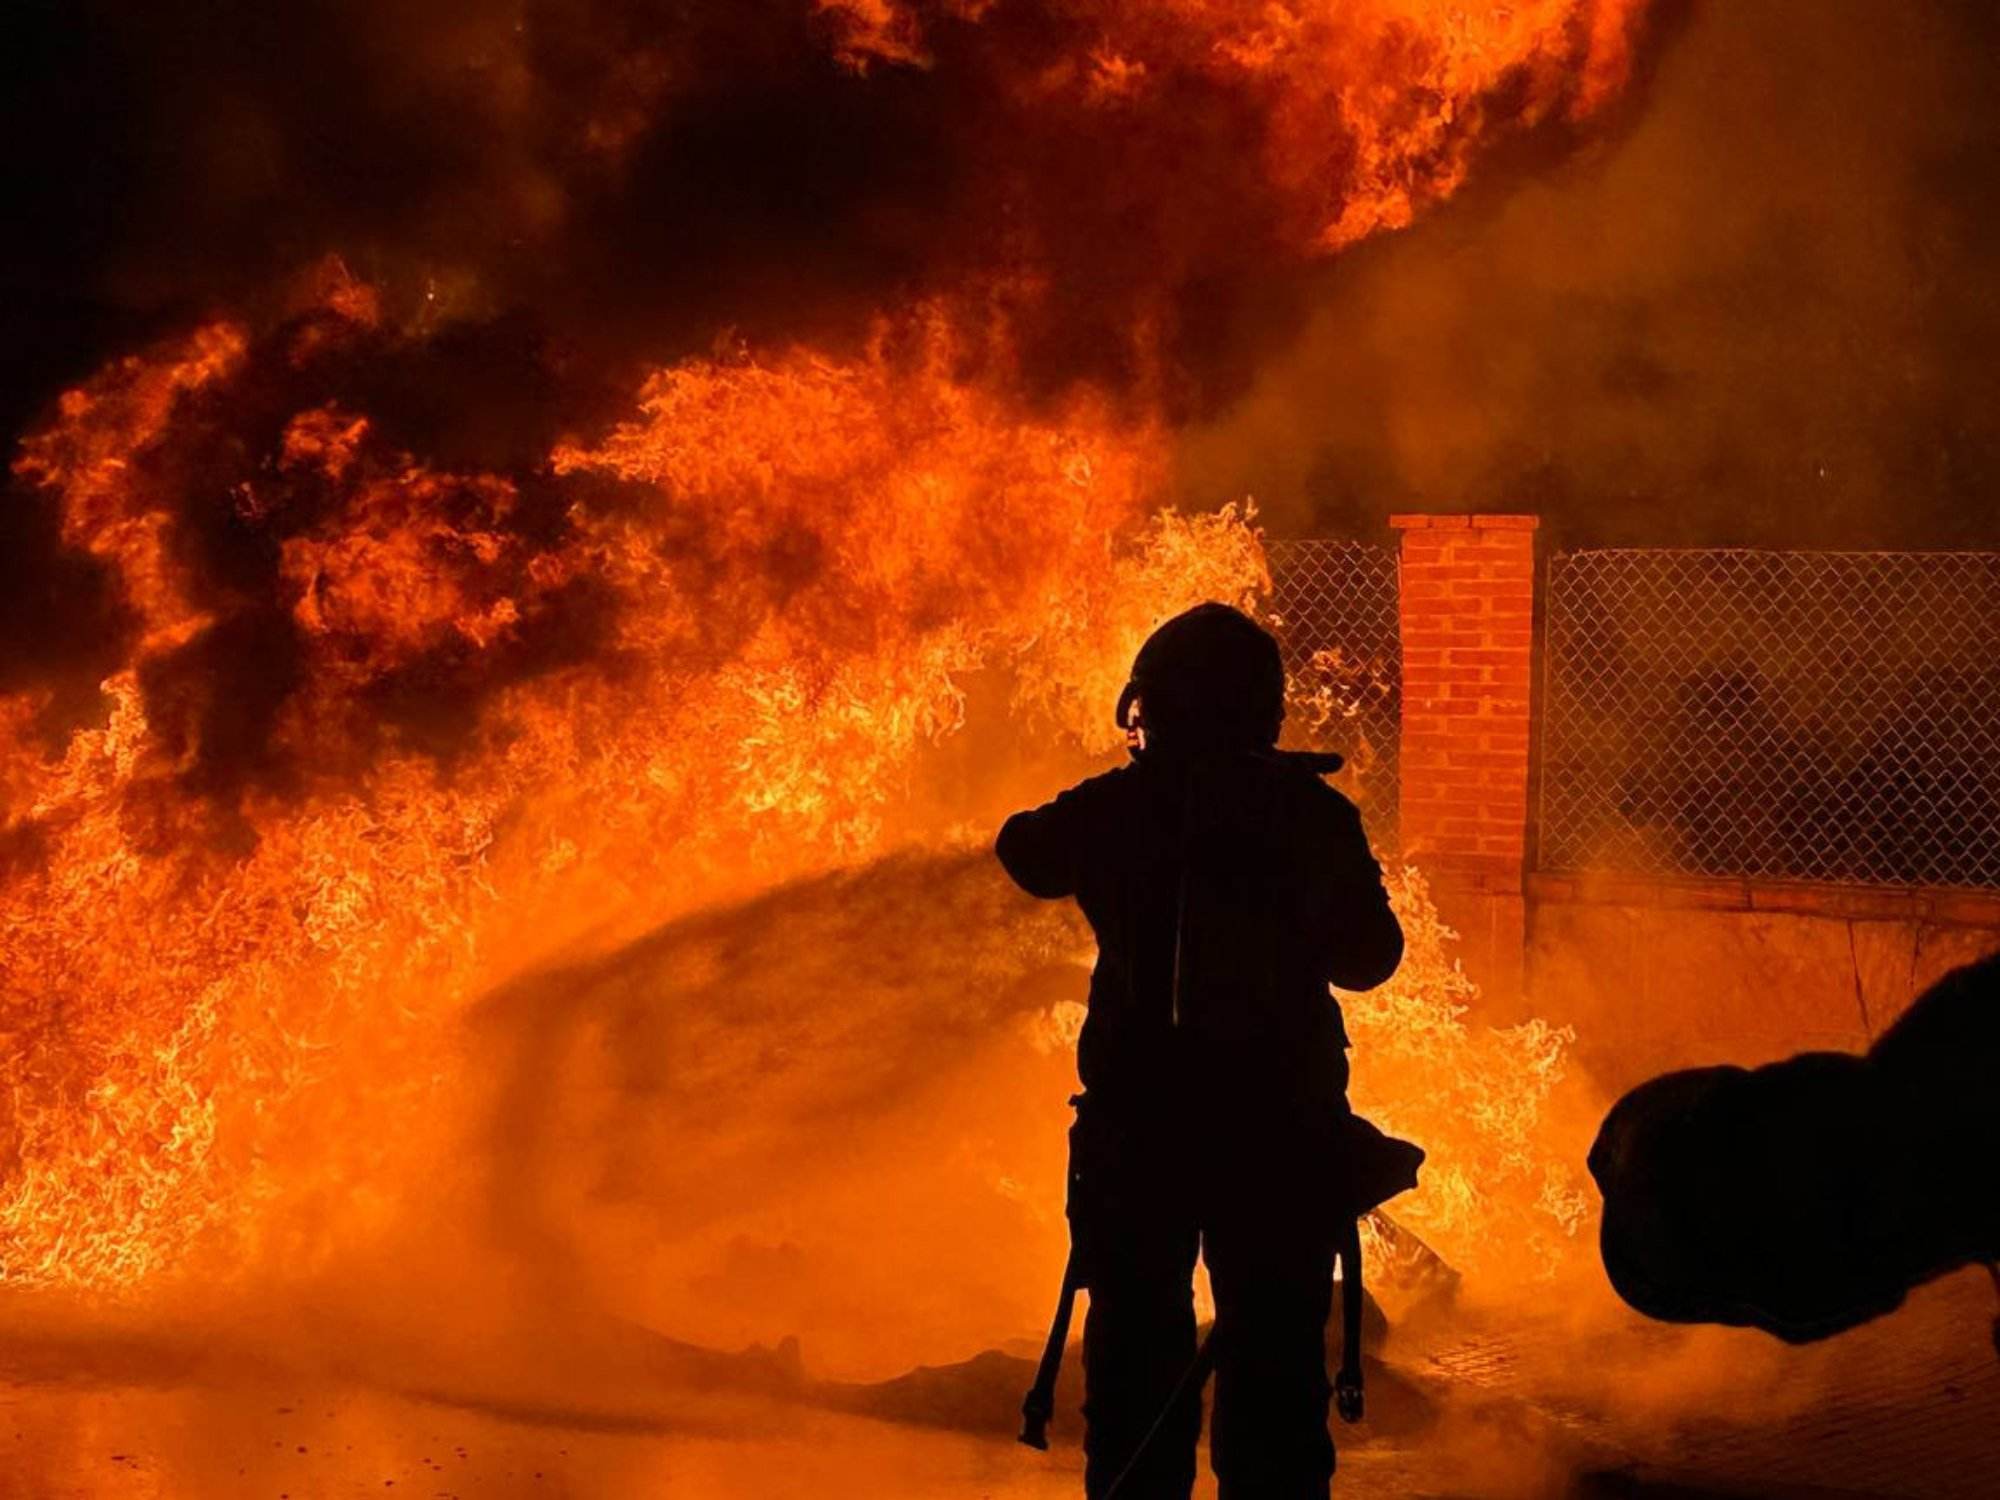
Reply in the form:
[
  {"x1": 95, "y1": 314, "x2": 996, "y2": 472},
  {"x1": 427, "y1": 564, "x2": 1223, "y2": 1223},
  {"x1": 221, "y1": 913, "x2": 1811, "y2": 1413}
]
[
  {"x1": 0, "y1": 300, "x2": 1264, "y2": 1289},
  {"x1": 1348, "y1": 869, "x2": 1588, "y2": 1279},
  {"x1": 820, "y1": 0, "x2": 1649, "y2": 248},
  {"x1": 0, "y1": 0, "x2": 1654, "y2": 1303}
]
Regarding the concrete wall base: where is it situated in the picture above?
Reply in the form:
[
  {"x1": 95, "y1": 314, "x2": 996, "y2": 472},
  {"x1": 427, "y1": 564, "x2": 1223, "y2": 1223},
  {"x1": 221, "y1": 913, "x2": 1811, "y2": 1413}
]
[{"x1": 1525, "y1": 874, "x2": 2000, "y2": 1096}]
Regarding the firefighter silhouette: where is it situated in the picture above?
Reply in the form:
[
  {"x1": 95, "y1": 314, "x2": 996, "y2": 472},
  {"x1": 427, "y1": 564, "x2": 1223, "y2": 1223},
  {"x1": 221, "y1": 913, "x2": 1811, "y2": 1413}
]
[
  {"x1": 1591, "y1": 950, "x2": 2000, "y2": 1348},
  {"x1": 999, "y1": 602, "x2": 1417, "y2": 1499}
]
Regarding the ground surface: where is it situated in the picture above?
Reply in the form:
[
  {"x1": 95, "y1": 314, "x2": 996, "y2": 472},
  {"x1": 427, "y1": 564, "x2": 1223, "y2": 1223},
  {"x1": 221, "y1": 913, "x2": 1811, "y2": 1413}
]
[{"x1": 1, "y1": 1269, "x2": 1992, "y2": 1499}]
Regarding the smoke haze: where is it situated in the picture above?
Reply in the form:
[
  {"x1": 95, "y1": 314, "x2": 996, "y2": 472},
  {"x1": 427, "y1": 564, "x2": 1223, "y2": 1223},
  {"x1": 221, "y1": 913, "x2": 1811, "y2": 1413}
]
[{"x1": 1177, "y1": 0, "x2": 2000, "y2": 546}]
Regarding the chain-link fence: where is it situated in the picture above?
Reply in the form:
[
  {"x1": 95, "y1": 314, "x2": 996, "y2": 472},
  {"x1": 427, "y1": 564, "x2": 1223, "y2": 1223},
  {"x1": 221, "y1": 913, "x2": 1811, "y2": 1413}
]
[
  {"x1": 1265, "y1": 540, "x2": 1402, "y2": 851},
  {"x1": 1541, "y1": 549, "x2": 2000, "y2": 889}
]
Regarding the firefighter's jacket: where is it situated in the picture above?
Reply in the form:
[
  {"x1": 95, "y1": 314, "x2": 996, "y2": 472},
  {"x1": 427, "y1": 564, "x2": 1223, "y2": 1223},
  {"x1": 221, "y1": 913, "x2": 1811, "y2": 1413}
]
[{"x1": 997, "y1": 749, "x2": 1402, "y2": 1121}]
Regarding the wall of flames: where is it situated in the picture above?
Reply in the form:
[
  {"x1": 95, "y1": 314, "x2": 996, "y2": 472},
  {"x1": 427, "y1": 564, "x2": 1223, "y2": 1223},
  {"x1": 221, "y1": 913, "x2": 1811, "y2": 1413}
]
[{"x1": 0, "y1": 0, "x2": 1646, "y2": 1329}]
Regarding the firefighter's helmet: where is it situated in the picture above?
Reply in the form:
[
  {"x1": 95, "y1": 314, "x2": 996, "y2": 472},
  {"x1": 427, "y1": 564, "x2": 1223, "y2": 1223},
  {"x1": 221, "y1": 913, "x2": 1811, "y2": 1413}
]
[{"x1": 1116, "y1": 602, "x2": 1285, "y2": 754}]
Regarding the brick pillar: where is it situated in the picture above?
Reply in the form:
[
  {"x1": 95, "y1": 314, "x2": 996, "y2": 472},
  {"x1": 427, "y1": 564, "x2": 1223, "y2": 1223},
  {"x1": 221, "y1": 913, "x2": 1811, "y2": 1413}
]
[{"x1": 1390, "y1": 513, "x2": 1539, "y2": 1005}]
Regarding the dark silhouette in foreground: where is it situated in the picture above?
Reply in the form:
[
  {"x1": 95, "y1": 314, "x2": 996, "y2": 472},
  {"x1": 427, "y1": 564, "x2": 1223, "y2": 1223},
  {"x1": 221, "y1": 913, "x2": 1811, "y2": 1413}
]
[
  {"x1": 997, "y1": 603, "x2": 1419, "y2": 1499},
  {"x1": 1590, "y1": 951, "x2": 2000, "y2": 1346}
]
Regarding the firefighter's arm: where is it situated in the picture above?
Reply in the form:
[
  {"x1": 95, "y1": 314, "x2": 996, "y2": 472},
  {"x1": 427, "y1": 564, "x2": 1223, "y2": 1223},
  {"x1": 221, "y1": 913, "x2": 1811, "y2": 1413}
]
[
  {"x1": 995, "y1": 781, "x2": 1096, "y2": 899},
  {"x1": 1310, "y1": 793, "x2": 1403, "y2": 992}
]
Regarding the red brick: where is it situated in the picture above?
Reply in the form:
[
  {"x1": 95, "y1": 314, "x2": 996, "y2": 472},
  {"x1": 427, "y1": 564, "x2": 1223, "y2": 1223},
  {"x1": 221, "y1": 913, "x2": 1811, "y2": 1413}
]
[
  {"x1": 1400, "y1": 761, "x2": 1487, "y2": 780},
  {"x1": 1418, "y1": 786, "x2": 1507, "y2": 803},
  {"x1": 1400, "y1": 640, "x2": 1476, "y2": 658},
  {"x1": 1399, "y1": 617, "x2": 1474, "y2": 634},
  {"x1": 1424, "y1": 768, "x2": 1500, "y2": 788},
  {"x1": 1394, "y1": 511, "x2": 1537, "y2": 883},
  {"x1": 1444, "y1": 749, "x2": 1523, "y2": 768},
  {"x1": 1402, "y1": 795, "x2": 1501, "y2": 815},
  {"x1": 1426, "y1": 625, "x2": 1495, "y2": 643},
  {"x1": 1400, "y1": 767, "x2": 1493, "y2": 785},
  {"x1": 1417, "y1": 849, "x2": 1518, "y2": 874},
  {"x1": 1434, "y1": 561, "x2": 1521, "y2": 582},
  {"x1": 1437, "y1": 818, "x2": 1499, "y2": 838}
]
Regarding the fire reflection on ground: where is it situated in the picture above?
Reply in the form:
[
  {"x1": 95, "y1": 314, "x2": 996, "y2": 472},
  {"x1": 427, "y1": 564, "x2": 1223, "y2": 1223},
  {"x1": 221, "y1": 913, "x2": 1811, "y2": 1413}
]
[{"x1": 2, "y1": 1268, "x2": 1992, "y2": 1499}]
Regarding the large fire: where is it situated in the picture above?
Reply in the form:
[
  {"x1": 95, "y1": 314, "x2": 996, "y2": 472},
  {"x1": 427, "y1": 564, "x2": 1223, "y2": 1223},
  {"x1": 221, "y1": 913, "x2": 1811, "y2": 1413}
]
[
  {"x1": 820, "y1": 0, "x2": 1645, "y2": 249},
  {"x1": 0, "y1": 0, "x2": 1646, "y2": 1355},
  {"x1": 1, "y1": 292, "x2": 1267, "y2": 1291}
]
